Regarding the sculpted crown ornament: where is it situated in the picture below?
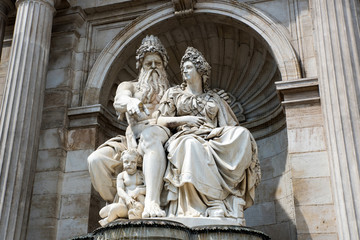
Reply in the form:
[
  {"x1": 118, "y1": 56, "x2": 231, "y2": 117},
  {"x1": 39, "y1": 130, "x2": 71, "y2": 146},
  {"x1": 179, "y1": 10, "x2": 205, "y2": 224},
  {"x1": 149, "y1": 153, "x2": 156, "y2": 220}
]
[{"x1": 136, "y1": 35, "x2": 169, "y2": 69}]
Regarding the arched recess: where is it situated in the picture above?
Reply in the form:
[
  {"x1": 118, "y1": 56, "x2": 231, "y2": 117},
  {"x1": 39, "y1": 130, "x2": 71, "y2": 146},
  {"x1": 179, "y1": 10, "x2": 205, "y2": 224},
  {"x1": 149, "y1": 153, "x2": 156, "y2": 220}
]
[{"x1": 83, "y1": 0, "x2": 301, "y2": 139}]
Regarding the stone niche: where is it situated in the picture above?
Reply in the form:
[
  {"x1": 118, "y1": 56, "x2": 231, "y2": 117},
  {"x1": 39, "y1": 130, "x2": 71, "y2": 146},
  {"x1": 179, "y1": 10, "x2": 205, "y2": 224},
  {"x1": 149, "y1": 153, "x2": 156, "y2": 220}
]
[
  {"x1": 86, "y1": 13, "x2": 285, "y2": 140},
  {"x1": 78, "y1": 4, "x2": 299, "y2": 239}
]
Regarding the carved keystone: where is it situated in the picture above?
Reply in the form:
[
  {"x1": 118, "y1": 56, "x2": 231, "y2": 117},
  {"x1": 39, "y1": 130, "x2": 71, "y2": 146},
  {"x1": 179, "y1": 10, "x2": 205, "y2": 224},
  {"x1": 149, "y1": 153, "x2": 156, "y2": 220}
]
[{"x1": 172, "y1": 0, "x2": 195, "y2": 16}]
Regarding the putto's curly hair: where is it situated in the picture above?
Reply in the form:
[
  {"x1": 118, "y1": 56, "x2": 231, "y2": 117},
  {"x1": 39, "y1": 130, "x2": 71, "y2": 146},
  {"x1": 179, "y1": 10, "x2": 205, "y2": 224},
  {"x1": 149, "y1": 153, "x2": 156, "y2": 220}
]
[
  {"x1": 180, "y1": 47, "x2": 211, "y2": 91},
  {"x1": 136, "y1": 35, "x2": 169, "y2": 69},
  {"x1": 121, "y1": 148, "x2": 142, "y2": 166}
]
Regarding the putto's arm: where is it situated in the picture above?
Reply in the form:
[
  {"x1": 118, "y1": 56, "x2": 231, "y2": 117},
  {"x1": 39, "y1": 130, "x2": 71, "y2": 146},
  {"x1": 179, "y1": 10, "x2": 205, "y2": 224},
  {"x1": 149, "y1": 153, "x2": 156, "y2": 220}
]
[{"x1": 116, "y1": 172, "x2": 134, "y2": 205}]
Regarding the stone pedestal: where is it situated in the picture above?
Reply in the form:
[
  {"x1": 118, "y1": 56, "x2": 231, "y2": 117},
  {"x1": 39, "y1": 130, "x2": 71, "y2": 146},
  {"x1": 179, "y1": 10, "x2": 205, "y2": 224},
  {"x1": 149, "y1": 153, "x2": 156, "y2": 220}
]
[
  {"x1": 0, "y1": 0, "x2": 55, "y2": 239},
  {"x1": 73, "y1": 219, "x2": 270, "y2": 240}
]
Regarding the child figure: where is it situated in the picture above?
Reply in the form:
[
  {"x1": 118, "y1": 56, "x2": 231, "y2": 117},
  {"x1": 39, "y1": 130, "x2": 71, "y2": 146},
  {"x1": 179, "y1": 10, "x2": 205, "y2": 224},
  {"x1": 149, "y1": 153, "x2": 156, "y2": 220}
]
[{"x1": 99, "y1": 149, "x2": 146, "y2": 227}]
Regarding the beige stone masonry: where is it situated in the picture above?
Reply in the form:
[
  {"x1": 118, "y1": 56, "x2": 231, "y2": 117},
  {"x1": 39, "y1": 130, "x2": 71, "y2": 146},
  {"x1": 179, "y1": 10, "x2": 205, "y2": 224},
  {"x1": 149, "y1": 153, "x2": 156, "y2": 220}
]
[
  {"x1": 311, "y1": 0, "x2": 360, "y2": 239},
  {"x1": 277, "y1": 77, "x2": 338, "y2": 239}
]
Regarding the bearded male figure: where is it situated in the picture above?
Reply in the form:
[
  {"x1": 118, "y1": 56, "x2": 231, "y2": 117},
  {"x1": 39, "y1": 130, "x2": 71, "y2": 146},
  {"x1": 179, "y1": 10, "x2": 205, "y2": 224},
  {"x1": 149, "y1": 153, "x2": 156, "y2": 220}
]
[{"x1": 88, "y1": 35, "x2": 170, "y2": 218}]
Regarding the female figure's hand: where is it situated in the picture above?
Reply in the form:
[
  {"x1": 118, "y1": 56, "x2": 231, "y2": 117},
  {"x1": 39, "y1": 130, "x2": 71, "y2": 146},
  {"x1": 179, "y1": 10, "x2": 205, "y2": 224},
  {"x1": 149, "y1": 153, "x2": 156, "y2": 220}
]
[{"x1": 184, "y1": 116, "x2": 206, "y2": 127}]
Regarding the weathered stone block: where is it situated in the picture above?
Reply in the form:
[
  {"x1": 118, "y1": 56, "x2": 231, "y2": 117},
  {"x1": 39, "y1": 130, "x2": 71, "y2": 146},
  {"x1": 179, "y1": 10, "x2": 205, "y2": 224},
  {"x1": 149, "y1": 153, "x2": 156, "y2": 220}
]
[
  {"x1": 256, "y1": 172, "x2": 292, "y2": 203},
  {"x1": 298, "y1": 233, "x2": 338, "y2": 240},
  {"x1": 302, "y1": 36, "x2": 315, "y2": 58},
  {"x1": 33, "y1": 171, "x2": 61, "y2": 195},
  {"x1": 287, "y1": 127, "x2": 326, "y2": 153},
  {"x1": 293, "y1": 178, "x2": 333, "y2": 205},
  {"x1": 60, "y1": 194, "x2": 91, "y2": 219},
  {"x1": 257, "y1": 129, "x2": 288, "y2": 159},
  {"x1": 285, "y1": 103, "x2": 321, "y2": 118},
  {"x1": 37, "y1": 149, "x2": 66, "y2": 172},
  {"x1": 244, "y1": 201, "x2": 276, "y2": 226},
  {"x1": 39, "y1": 128, "x2": 64, "y2": 150},
  {"x1": 290, "y1": 151, "x2": 330, "y2": 178},
  {"x1": 46, "y1": 68, "x2": 71, "y2": 89},
  {"x1": 44, "y1": 90, "x2": 71, "y2": 109},
  {"x1": 72, "y1": 52, "x2": 85, "y2": 71},
  {"x1": 261, "y1": 150, "x2": 288, "y2": 181},
  {"x1": 29, "y1": 194, "x2": 58, "y2": 219},
  {"x1": 253, "y1": 221, "x2": 296, "y2": 240},
  {"x1": 61, "y1": 171, "x2": 91, "y2": 195},
  {"x1": 65, "y1": 149, "x2": 93, "y2": 172},
  {"x1": 275, "y1": 196, "x2": 296, "y2": 222},
  {"x1": 48, "y1": 50, "x2": 72, "y2": 70},
  {"x1": 56, "y1": 218, "x2": 88, "y2": 240},
  {"x1": 303, "y1": 57, "x2": 317, "y2": 78},
  {"x1": 26, "y1": 218, "x2": 57, "y2": 240},
  {"x1": 67, "y1": 128, "x2": 96, "y2": 150},
  {"x1": 295, "y1": 205, "x2": 337, "y2": 234},
  {"x1": 41, "y1": 107, "x2": 67, "y2": 129},
  {"x1": 51, "y1": 35, "x2": 75, "y2": 50},
  {"x1": 286, "y1": 110, "x2": 323, "y2": 129}
]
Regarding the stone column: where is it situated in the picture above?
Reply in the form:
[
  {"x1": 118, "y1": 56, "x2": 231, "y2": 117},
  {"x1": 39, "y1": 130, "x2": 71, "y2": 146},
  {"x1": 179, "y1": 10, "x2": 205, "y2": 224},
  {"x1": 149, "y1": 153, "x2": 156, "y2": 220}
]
[
  {"x1": 0, "y1": 0, "x2": 13, "y2": 57},
  {"x1": 0, "y1": 0, "x2": 56, "y2": 239},
  {"x1": 311, "y1": 0, "x2": 360, "y2": 239}
]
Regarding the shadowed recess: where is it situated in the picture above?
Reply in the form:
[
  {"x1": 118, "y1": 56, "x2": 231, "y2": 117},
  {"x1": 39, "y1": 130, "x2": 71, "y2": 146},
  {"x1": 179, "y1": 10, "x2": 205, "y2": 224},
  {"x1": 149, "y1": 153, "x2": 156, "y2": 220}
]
[{"x1": 102, "y1": 13, "x2": 284, "y2": 139}]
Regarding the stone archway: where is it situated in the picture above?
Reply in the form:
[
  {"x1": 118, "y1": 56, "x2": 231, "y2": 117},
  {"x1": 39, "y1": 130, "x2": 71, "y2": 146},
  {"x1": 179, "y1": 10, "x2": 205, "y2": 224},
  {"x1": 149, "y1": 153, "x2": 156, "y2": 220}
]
[{"x1": 83, "y1": 0, "x2": 301, "y2": 139}]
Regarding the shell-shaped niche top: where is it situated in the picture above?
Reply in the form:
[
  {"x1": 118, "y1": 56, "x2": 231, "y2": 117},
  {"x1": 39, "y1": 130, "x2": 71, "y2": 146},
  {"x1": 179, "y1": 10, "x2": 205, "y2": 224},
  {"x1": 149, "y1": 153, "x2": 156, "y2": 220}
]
[{"x1": 104, "y1": 14, "x2": 284, "y2": 139}]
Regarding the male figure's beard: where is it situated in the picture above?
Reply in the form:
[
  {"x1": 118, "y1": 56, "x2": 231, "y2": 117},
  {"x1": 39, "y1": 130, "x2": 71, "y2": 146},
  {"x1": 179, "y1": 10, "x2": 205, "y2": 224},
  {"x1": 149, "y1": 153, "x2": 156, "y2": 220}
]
[{"x1": 136, "y1": 67, "x2": 170, "y2": 104}]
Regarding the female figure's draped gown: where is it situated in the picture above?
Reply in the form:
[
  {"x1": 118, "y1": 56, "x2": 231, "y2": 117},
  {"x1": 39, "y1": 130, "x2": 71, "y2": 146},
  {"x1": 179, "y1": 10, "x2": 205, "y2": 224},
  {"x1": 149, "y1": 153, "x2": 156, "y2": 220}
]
[{"x1": 159, "y1": 86, "x2": 261, "y2": 219}]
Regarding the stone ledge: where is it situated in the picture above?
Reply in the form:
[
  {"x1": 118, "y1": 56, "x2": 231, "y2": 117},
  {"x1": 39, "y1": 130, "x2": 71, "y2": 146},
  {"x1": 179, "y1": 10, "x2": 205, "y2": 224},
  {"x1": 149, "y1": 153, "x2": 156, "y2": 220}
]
[
  {"x1": 68, "y1": 104, "x2": 126, "y2": 134},
  {"x1": 275, "y1": 78, "x2": 320, "y2": 106}
]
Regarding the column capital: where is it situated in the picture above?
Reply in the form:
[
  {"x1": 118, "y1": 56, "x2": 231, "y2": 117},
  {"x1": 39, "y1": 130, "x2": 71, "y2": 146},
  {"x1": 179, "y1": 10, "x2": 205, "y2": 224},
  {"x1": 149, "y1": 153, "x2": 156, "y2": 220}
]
[
  {"x1": 15, "y1": 0, "x2": 69, "y2": 10},
  {"x1": 16, "y1": 0, "x2": 56, "y2": 8}
]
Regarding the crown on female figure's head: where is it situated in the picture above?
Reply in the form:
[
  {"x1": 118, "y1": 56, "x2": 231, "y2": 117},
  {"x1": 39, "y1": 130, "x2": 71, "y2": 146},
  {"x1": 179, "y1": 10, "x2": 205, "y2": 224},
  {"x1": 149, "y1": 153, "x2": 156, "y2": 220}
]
[
  {"x1": 180, "y1": 47, "x2": 211, "y2": 78},
  {"x1": 136, "y1": 35, "x2": 169, "y2": 69}
]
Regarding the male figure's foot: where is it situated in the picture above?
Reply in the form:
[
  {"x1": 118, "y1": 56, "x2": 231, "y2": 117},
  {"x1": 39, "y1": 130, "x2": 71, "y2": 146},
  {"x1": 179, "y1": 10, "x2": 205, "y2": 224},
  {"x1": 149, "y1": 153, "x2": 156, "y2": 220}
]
[{"x1": 142, "y1": 200, "x2": 166, "y2": 218}]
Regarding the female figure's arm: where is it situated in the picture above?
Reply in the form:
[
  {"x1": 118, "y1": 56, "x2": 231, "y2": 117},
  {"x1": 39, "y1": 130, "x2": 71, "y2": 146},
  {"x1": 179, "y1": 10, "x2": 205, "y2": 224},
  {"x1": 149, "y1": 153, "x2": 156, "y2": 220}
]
[{"x1": 157, "y1": 115, "x2": 206, "y2": 129}]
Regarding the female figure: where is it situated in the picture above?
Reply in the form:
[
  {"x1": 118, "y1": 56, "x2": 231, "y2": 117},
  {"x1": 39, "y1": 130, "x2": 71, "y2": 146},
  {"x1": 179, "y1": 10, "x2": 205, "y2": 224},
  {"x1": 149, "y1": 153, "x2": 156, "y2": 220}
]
[{"x1": 157, "y1": 47, "x2": 260, "y2": 223}]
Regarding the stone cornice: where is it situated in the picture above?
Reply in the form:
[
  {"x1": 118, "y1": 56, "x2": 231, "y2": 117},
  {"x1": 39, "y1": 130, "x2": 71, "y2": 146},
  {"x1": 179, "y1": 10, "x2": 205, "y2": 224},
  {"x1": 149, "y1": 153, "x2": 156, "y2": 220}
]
[
  {"x1": 275, "y1": 77, "x2": 320, "y2": 106},
  {"x1": 68, "y1": 104, "x2": 126, "y2": 136}
]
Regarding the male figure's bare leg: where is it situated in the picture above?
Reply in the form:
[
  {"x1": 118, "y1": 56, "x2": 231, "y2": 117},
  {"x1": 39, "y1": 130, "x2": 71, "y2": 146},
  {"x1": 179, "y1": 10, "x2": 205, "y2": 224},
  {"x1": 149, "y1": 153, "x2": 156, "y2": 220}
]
[{"x1": 138, "y1": 126, "x2": 168, "y2": 217}]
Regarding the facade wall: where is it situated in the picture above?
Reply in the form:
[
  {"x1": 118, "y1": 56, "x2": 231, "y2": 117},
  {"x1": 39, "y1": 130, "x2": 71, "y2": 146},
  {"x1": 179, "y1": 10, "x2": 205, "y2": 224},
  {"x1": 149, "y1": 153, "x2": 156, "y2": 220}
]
[
  {"x1": 1, "y1": 0, "x2": 358, "y2": 239},
  {"x1": 245, "y1": 129, "x2": 296, "y2": 240},
  {"x1": 286, "y1": 101, "x2": 337, "y2": 240}
]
